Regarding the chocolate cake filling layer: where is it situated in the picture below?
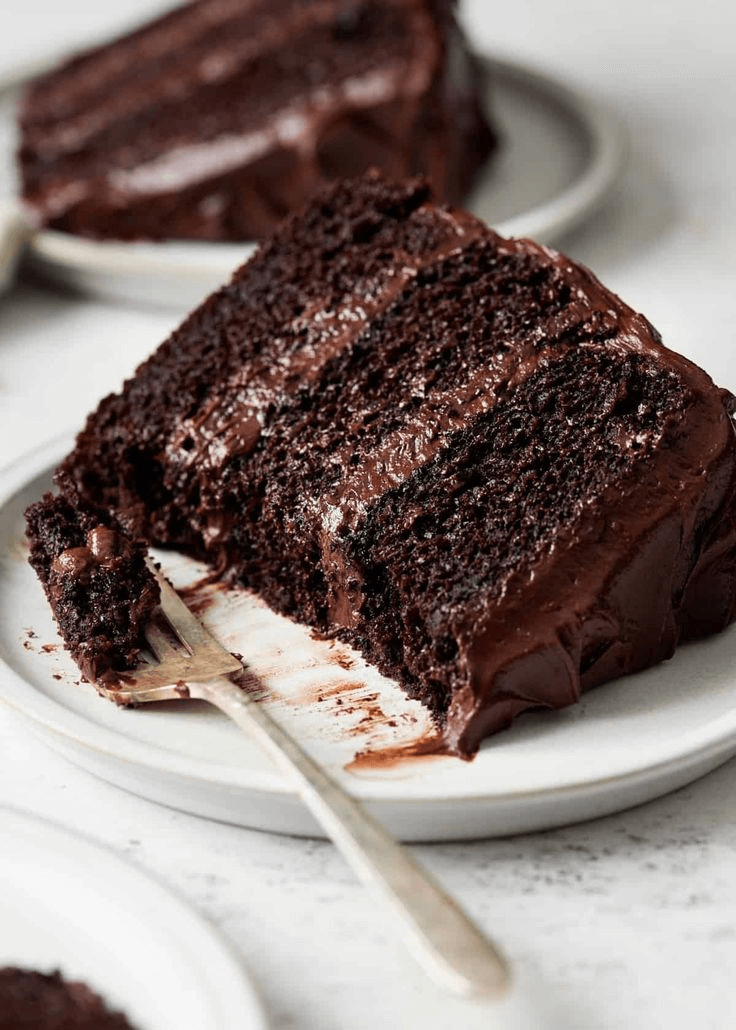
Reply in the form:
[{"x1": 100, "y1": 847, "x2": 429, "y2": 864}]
[
  {"x1": 26, "y1": 174, "x2": 736, "y2": 754},
  {"x1": 19, "y1": 0, "x2": 495, "y2": 241}
]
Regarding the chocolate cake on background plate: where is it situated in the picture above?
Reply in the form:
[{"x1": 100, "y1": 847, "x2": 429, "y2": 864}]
[
  {"x1": 25, "y1": 173, "x2": 736, "y2": 756},
  {"x1": 18, "y1": 0, "x2": 495, "y2": 242},
  {"x1": 0, "y1": 967, "x2": 138, "y2": 1030}
]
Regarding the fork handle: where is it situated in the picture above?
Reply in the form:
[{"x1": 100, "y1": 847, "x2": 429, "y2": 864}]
[{"x1": 193, "y1": 675, "x2": 510, "y2": 1000}]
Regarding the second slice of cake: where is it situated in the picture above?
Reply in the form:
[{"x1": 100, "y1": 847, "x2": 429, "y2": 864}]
[{"x1": 18, "y1": 0, "x2": 495, "y2": 242}]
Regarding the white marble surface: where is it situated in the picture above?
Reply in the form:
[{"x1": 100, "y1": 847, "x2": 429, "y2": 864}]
[{"x1": 2, "y1": 1, "x2": 736, "y2": 1027}]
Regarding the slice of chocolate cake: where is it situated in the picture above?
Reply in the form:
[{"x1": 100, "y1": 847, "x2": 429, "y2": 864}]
[
  {"x1": 25, "y1": 494, "x2": 159, "y2": 683},
  {"x1": 26, "y1": 174, "x2": 736, "y2": 754},
  {"x1": 18, "y1": 0, "x2": 495, "y2": 242},
  {"x1": 0, "y1": 967, "x2": 138, "y2": 1030}
]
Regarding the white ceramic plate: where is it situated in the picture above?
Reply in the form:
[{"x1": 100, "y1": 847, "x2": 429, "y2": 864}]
[
  {"x1": 0, "y1": 805, "x2": 268, "y2": 1030},
  {"x1": 0, "y1": 54, "x2": 620, "y2": 309},
  {"x1": 2, "y1": 437, "x2": 736, "y2": 842}
]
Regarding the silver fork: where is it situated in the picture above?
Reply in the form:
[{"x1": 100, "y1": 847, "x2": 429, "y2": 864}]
[{"x1": 98, "y1": 559, "x2": 511, "y2": 1000}]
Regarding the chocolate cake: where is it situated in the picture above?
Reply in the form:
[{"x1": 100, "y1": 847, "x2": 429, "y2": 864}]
[
  {"x1": 25, "y1": 494, "x2": 159, "y2": 683},
  {"x1": 25, "y1": 174, "x2": 736, "y2": 754},
  {"x1": 0, "y1": 967, "x2": 137, "y2": 1030},
  {"x1": 18, "y1": 0, "x2": 495, "y2": 242}
]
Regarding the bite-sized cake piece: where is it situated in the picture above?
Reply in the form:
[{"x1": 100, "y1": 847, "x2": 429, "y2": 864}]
[
  {"x1": 28, "y1": 173, "x2": 736, "y2": 754},
  {"x1": 0, "y1": 967, "x2": 137, "y2": 1030},
  {"x1": 25, "y1": 493, "x2": 159, "y2": 683},
  {"x1": 18, "y1": 0, "x2": 495, "y2": 242}
]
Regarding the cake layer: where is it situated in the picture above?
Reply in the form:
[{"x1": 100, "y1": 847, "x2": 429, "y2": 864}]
[
  {"x1": 29, "y1": 174, "x2": 736, "y2": 753},
  {"x1": 19, "y1": 0, "x2": 495, "y2": 241},
  {"x1": 24, "y1": 7, "x2": 423, "y2": 169},
  {"x1": 54, "y1": 176, "x2": 480, "y2": 545}
]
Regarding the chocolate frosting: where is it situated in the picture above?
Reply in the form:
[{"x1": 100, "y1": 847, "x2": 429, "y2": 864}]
[
  {"x1": 49, "y1": 526, "x2": 132, "y2": 599},
  {"x1": 447, "y1": 436, "x2": 736, "y2": 753}
]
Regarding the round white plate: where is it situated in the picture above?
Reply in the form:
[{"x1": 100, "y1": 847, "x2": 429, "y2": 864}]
[
  {"x1": 2, "y1": 437, "x2": 736, "y2": 842},
  {"x1": 0, "y1": 54, "x2": 620, "y2": 309},
  {"x1": 0, "y1": 805, "x2": 268, "y2": 1030}
]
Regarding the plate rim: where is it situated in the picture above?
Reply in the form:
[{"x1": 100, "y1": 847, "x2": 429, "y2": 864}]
[
  {"x1": 3, "y1": 435, "x2": 736, "y2": 817},
  {"x1": 0, "y1": 432, "x2": 290, "y2": 799},
  {"x1": 20, "y1": 52, "x2": 621, "y2": 281},
  {"x1": 481, "y1": 52, "x2": 621, "y2": 240},
  {"x1": 0, "y1": 803, "x2": 270, "y2": 1030}
]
